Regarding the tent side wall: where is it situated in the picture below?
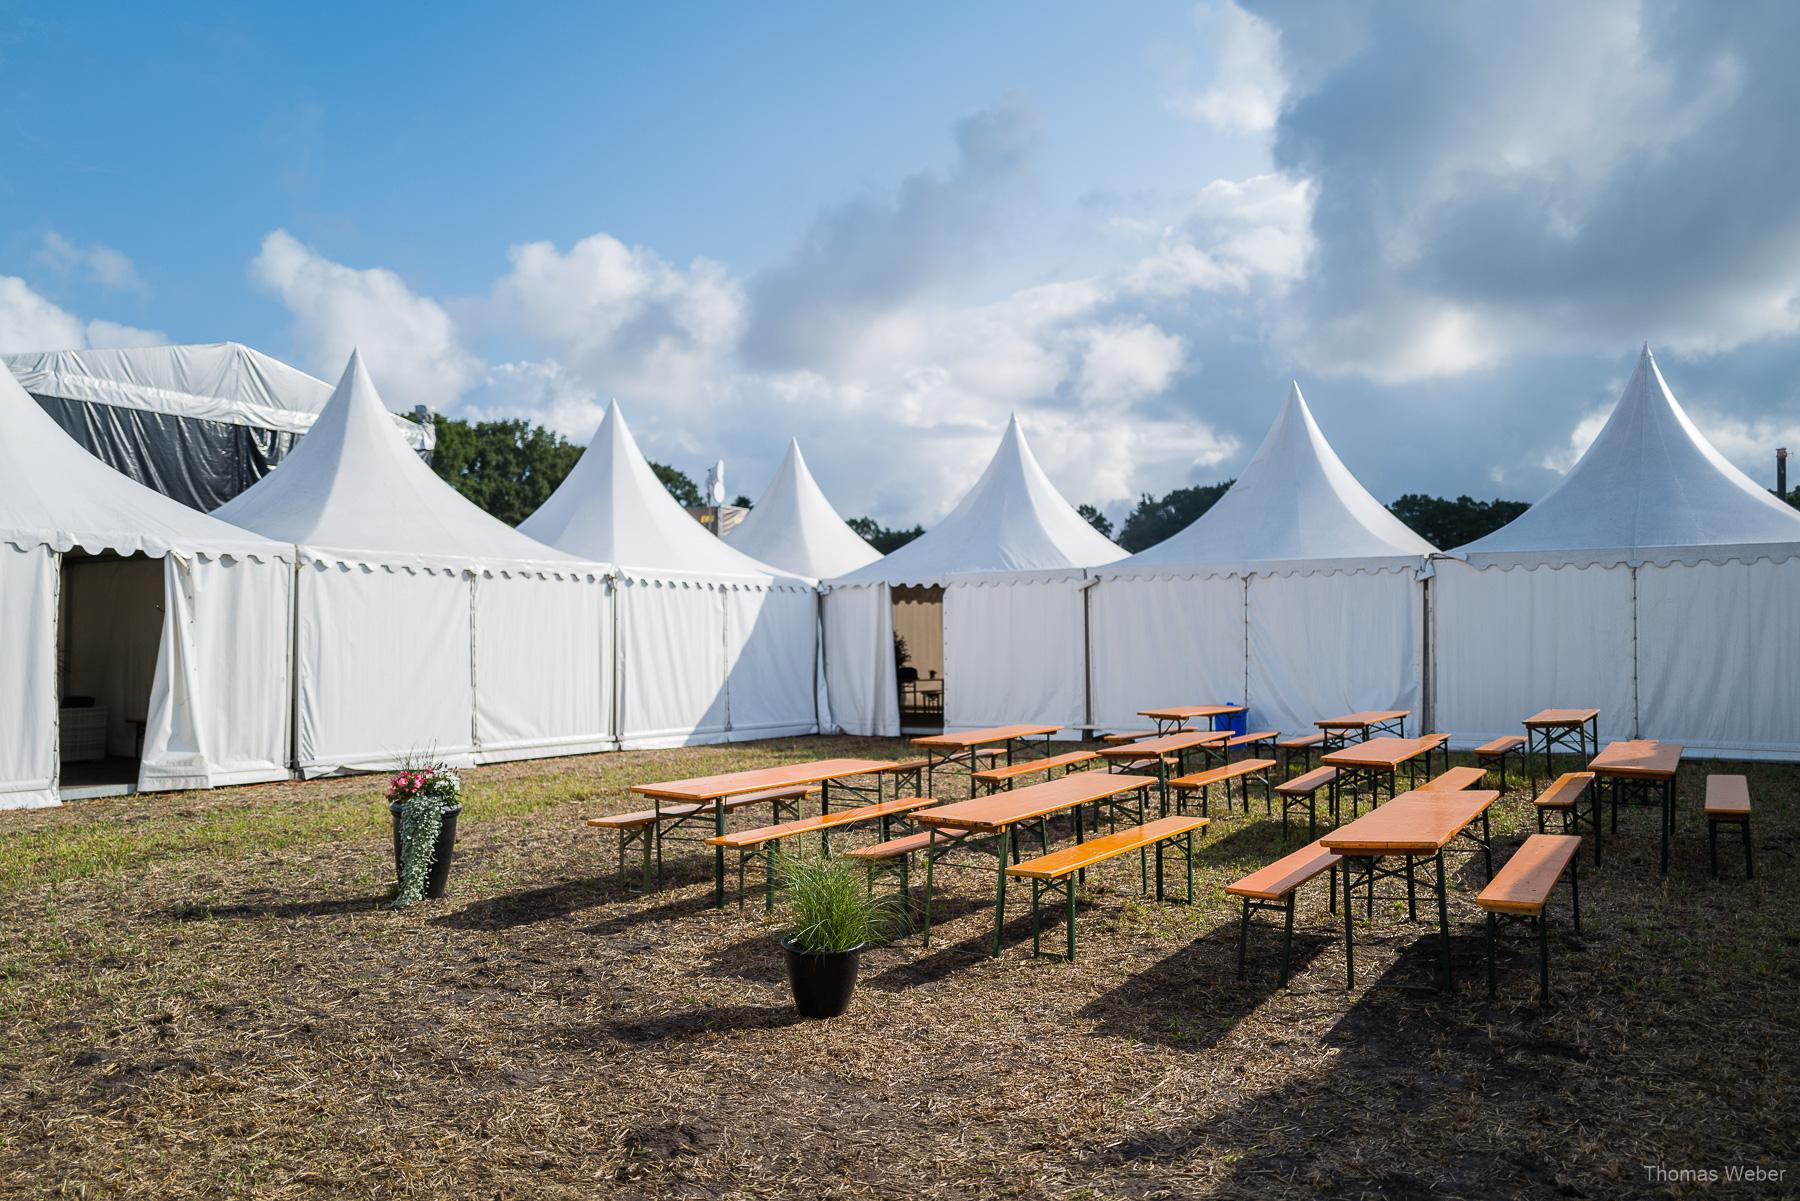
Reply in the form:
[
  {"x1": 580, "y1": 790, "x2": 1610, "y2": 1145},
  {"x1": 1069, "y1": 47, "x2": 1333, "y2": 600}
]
[
  {"x1": 0, "y1": 543, "x2": 59, "y2": 809},
  {"x1": 724, "y1": 585, "x2": 821, "y2": 741},
  {"x1": 1089, "y1": 573, "x2": 1246, "y2": 732},
  {"x1": 942, "y1": 573, "x2": 1089, "y2": 734},
  {"x1": 822, "y1": 584, "x2": 899, "y2": 737},
  {"x1": 473, "y1": 572, "x2": 614, "y2": 763},
  {"x1": 616, "y1": 577, "x2": 730, "y2": 749}
]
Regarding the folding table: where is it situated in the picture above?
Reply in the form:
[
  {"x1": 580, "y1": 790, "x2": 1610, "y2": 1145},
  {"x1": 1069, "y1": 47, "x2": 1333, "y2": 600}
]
[
  {"x1": 1315, "y1": 709, "x2": 1410, "y2": 749},
  {"x1": 1588, "y1": 739, "x2": 1683, "y2": 872},
  {"x1": 911, "y1": 724, "x2": 1060, "y2": 795}
]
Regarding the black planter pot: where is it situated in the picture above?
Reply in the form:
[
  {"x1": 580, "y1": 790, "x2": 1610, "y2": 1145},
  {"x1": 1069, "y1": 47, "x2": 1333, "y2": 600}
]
[
  {"x1": 781, "y1": 938, "x2": 863, "y2": 1019},
  {"x1": 389, "y1": 803, "x2": 461, "y2": 900}
]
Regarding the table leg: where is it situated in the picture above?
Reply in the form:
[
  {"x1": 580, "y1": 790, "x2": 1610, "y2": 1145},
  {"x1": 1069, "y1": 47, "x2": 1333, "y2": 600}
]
[
  {"x1": 1661, "y1": 776, "x2": 1671, "y2": 874},
  {"x1": 713, "y1": 800, "x2": 727, "y2": 908},
  {"x1": 1435, "y1": 850, "x2": 1451, "y2": 992},
  {"x1": 1343, "y1": 858, "x2": 1356, "y2": 990},
  {"x1": 923, "y1": 832, "x2": 937, "y2": 946},
  {"x1": 992, "y1": 827, "x2": 1010, "y2": 957},
  {"x1": 820, "y1": 779, "x2": 832, "y2": 857}
]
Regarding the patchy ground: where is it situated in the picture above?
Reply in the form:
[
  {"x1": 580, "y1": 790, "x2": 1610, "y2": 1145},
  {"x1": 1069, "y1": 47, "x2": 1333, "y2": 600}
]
[{"x1": 0, "y1": 736, "x2": 1795, "y2": 1200}]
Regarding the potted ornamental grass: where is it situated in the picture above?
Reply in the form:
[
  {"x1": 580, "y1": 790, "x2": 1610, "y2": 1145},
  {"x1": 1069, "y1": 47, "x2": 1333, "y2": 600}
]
[
  {"x1": 387, "y1": 758, "x2": 463, "y2": 907},
  {"x1": 777, "y1": 852, "x2": 893, "y2": 1019}
]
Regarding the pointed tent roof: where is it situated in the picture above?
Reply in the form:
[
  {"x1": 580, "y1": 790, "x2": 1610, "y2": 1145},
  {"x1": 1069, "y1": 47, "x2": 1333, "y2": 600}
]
[
  {"x1": 5, "y1": 341, "x2": 431, "y2": 447},
  {"x1": 724, "y1": 439, "x2": 879, "y2": 578},
  {"x1": 519, "y1": 400, "x2": 798, "y2": 581},
  {"x1": 1461, "y1": 347, "x2": 1800, "y2": 555},
  {"x1": 0, "y1": 361, "x2": 281, "y2": 560},
  {"x1": 835, "y1": 415, "x2": 1124, "y2": 585},
  {"x1": 213, "y1": 352, "x2": 587, "y2": 571},
  {"x1": 1115, "y1": 382, "x2": 1435, "y2": 571}
]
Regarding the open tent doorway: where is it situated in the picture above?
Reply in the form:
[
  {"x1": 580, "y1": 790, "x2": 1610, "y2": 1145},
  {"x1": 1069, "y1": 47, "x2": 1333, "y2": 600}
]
[
  {"x1": 892, "y1": 584, "x2": 944, "y2": 730},
  {"x1": 58, "y1": 552, "x2": 165, "y2": 797}
]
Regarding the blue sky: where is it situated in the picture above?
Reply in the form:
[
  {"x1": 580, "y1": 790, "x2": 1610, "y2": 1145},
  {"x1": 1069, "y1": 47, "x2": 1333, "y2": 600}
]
[{"x1": 3, "y1": 1, "x2": 1798, "y2": 527}]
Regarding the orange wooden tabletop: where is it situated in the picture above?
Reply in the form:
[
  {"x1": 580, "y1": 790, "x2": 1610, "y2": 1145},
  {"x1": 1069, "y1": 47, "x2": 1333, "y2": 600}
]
[
  {"x1": 632, "y1": 758, "x2": 897, "y2": 801},
  {"x1": 1095, "y1": 729, "x2": 1231, "y2": 759},
  {"x1": 1524, "y1": 708, "x2": 1601, "y2": 727},
  {"x1": 1321, "y1": 736, "x2": 1435, "y2": 770},
  {"x1": 913, "y1": 772, "x2": 1158, "y2": 833},
  {"x1": 1138, "y1": 704, "x2": 1247, "y2": 721},
  {"x1": 1321, "y1": 790, "x2": 1500, "y2": 855},
  {"x1": 1588, "y1": 739, "x2": 1683, "y2": 779},
  {"x1": 1316, "y1": 710, "x2": 1410, "y2": 730},
  {"x1": 911, "y1": 724, "x2": 1062, "y2": 749}
]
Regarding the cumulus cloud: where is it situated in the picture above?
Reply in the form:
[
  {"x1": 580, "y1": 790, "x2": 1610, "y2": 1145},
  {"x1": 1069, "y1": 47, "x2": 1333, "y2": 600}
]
[
  {"x1": 251, "y1": 229, "x2": 481, "y2": 412},
  {"x1": 37, "y1": 232, "x2": 149, "y2": 295},
  {"x1": 0, "y1": 275, "x2": 165, "y2": 354},
  {"x1": 1170, "y1": 2, "x2": 1287, "y2": 133}
]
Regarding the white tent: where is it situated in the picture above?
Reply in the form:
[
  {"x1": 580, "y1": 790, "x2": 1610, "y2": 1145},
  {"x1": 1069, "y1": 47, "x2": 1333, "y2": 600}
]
[
  {"x1": 725, "y1": 439, "x2": 879, "y2": 579},
  {"x1": 6, "y1": 342, "x2": 431, "y2": 510},
  {"x1": 214, "y1": 352, "x2": 612, "y2": 774},
  {"x1": 824, "y1": 416, "x2": 1125, "y2": 736},
  {"x1": 520, "y1": 401, "x2": 821, "y2": 748},
  {"x1": 1091, "y1": 383, "x2": 1437, "y2": 738},
  {"x1": 0, "y1": 365, "x2": 291, "y2": 809},
  {"x1": 1436, "y1": 347, "x2": 1800, "y2": 757}
]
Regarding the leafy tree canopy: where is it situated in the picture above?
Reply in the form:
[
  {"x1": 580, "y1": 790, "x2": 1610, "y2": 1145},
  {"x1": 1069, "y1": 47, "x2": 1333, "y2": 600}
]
[
  {"x1": 1117, "y1": 482, "x2": 1234, "y2": 553},
  {"x1": 1076, "y1": 503, "x2": 1114, "y2": 540},
  {"x1": 431, "y1": 414, "x2": 701, "y2": 523},
  {"x1": 846, "y1": 516, "x2": 925, "y2": 554},
  {"x1": 1385, "y1": 493, "x2": 1529, "y2": 549}
]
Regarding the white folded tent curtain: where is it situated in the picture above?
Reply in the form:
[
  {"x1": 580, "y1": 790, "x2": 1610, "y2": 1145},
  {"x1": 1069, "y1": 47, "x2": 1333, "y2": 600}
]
[
  {"x1": 4, "y1": 341, "x2": 432, "y2": 512},
  {"x1": 1435, "y1": 348, "x2": 1800, "y2": 759},
  {"x1": 519, "y1": 400, "x2": 820, "y2": 749},
  {"x1": 724, "y1": 437, "x2": 880, "y2": 579},
  {"x1": 824, "y1": 415, "x2": 1125, "y2": 736},
  {"x1": 0, "y1": 366, "x2": 290, "y2": 809},
  {"x1": 1089, "y1": 383, "x2": 1437, "y2": 738},
  {"x1": 212, "y1": 352, "x2": 611, "y2": 776}
]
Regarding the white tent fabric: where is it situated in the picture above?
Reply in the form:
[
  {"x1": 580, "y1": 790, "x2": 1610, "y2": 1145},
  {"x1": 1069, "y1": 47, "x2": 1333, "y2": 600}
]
[
  {"x1": 825, "y1": 417, "x2": 1124, "y2": 735},
  {"x1": 214, "y1": 352, "x2": 611, "y2": 774},
  {"x1": 1092, "y1": 384, "x2": 1434, "y2": 738},
  {"x1": 724, "y1": 439, "x2": 879, "y2": 579},
  {"x1": 1437, "y1": 348, "x2": 1800, "y2": 757},
  {"x1": 0, "y1": 366, "x2": 290, "y2": 809},
  {"x1": 521, "y1": 401, "x2": 819, "y2": 748},
  {"x1": 5, "y1": 342, "x2": 431, "y2": 446}
]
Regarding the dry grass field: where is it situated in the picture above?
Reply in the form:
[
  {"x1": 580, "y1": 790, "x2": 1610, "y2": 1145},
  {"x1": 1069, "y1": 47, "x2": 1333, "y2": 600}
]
[{"x1": 1, "y1": 736, "x2": 1795, "y2": 1199}]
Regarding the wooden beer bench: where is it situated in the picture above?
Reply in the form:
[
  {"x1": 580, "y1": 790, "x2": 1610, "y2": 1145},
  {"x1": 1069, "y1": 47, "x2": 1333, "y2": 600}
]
[
  {"x1": 1704, "y1": 775, "x2": 1753, "y2": 880},
  {"x1": 1533, "y1": 771, "x2": 1600, "y2": 864},
  {"x1": 1225, "y1": 840, "x2": 1342, "y2": 984},
  {"x1": 590, "y1": 785, "x2": 818, "y2": 890},
  {"x1": 1275, "y1": 766, "x2": 1340, "y2": 842},
  {"x1": 1418, "y1": 766, "x2": 1489, "y2": 792},
  {"x1": 1476, "y1": 833, "x2": 1582, "y2": 1004},
  {"x1": 1006, "y1": 815, "x2": 1209, "y2": 960},
  {"x1": 706, "y1": 795, "x2": 940, "y2": 910},
  {"x1": 973, "y1": 750, "x2": 1097, "y2": 793},
  {"x1": 1170, "y1": 758, "x2": 1278, "y2": 817}
]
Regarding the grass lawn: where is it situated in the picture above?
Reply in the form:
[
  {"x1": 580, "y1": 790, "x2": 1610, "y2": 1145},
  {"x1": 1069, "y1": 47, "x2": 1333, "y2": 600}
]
[{"x1": 1, "y1": 736, "x2": 1795, "y2": 1199}]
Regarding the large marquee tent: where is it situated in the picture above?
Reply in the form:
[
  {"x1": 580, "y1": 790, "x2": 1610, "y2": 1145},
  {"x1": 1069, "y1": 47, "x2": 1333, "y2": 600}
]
[
  {"x1": 1090, "y1": 383, "x2": 1437, "y2": 737},
  {"x1": 213, "y1": 352, "x2": 612, "y2": 774},
  {"x1": 5, "y1": 342, "x2": 432, "y2": 512},
  {"x1": 0, "y1": 364, "x2": 291, "y2": 809},
  {"x1": 725, "y1": 438, "x2": 880, "y2": 579},
  {"x1": 1435, "y1": 347, "x2": 1800, "y2": 757},
  {"x1": 520, "y1": 401, "x2": 821, "y2": 748},
  {"x1": 824, "y1": 416, "x2": 1124, "y2": 736}
]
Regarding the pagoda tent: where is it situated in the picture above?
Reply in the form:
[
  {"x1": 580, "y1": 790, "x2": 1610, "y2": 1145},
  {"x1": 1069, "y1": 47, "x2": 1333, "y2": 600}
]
[
  {"x1": 824, "y1": 416, "x2": 1125, "y2": 737},
  {"x1": 1090, "y1": 383, "x2": 1436, "y2": 739},
  {"x1": 214, "y1": 352, "x2": 611, "y2": 774},
  {"x1": 520, "y1": 402, "x2": 820, "y2": 749},
  {"x1": 0, "y1": 366, "x2": 291, "y2": 809},
  {"x1": 725, "y1": 439, "x2": 880, "y2": 579},
  {"x1": 1435, "y1": 347, "x2": 1800, "y2": 758},
  {"x1": 5, "y1": 342, "x2": 432, "y2": 511}
]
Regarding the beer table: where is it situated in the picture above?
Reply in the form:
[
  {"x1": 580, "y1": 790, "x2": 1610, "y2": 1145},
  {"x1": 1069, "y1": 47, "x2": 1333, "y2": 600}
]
[
  {"x1": 1315, "y1": 709, "x2": 1410, "y2": 749},
  {"x1": 1588, "y1": 739, "x2": 1683, "y2": 872},
  {"x1": 1138, "y1": 703, "x2": 1247, "y2": 736},
  {"x1": 1095, "y1": 728, "x2": 1231, "y2": 814},
  {"x1": 1322, "y1": 789, "x2": 1501, "y2": 992},
  {"x1": 912, "y1": 772, "x2": 1158, "y2": 956},
  {"x1": 632, "y1": 758, "x2": 896, "y2": 907},
  {"x1": 912, "y1": 724, "x2": 1061, "y2": 795},
  {"x1": 1523, "y1": 708, "x2": 1601, "y2": 779},
  {"x1": 1321, "y1": 736, "x2": 1441, "y2": 817}
]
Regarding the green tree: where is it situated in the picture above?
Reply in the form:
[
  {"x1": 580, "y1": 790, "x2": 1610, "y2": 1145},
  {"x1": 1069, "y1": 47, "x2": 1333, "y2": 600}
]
[
  {"x1": 651, "y1": 461, "x2": 702, "y2": 508},
  {"x1": 846, "y1": 516, "x2": 925, "y2": 554},
  {"x1": 1386, "y1": 494, "x2": 1529, "y2": 549},
  {"x1": 431, "y1": 413, "x2": 702, "y2": 523},
  {"x1": 731, "y1": 494, "x2": 755, "y2": 509},
  {"x1": 1076, "y1": 503, "x2": 1114, "y2": 539},
  {"x1": 1117, "y1": 481, "x2": 1234, "y2": 553}
]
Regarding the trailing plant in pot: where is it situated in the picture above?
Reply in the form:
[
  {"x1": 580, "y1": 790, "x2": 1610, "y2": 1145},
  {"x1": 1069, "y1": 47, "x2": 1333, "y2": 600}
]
[
  {"x1": 388, "y1": 759, "x2": 463, "y2": 907},
  {"x1": 777, "y1": 852, "x2": 892, "y2": 1019}
]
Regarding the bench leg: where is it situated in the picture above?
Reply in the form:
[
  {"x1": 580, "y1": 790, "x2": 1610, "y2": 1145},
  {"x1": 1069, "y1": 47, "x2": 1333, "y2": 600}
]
[
  {"x1": 1237, "y1": 897, "x2": 1250, "y2": 980},
  {"x1": 991, "y1": 828, "x2": 1010, "y2": 958},
  {"x1": 1279, "y1": 894, "x2": 1295, "y2": 985},
  {"x1": 1186, "y1": 830, "x2": 1195, "y2": 904},
  {"x1": 1485, "y1": 911, "x2": 1497, "y2": 998},
  {"x1": 1592, "y1": 788, "x2": 1603, "y2": 867},
  {"x1": 1329, "y1": 860, "x2": 1337, "y2": 914},
  {"x1": 1066, "y1": 878, "x2": 1077, "y2": 962},
  {"x1": 923, "y1": 841, "x2": 936, "y2": 947},
  {"x1": 1154, "y1": 838, "x2": 1165, "y2": 902},
  {"x1": 898, "y1": 853, "x2": 912, "y2": 936},
  {"x1": 1405, "y1": 855, "x2": 1416, "y2": 922},
  {"x1": 1342, "y1": 860, "x2": 1356, "y2": 990},
  {"x1": 1030, "y1": 879, "x2": 1042, "y2": 957},
  {"x1": 1571, "y1": 855, "x2": 1580, "y2": 933}
]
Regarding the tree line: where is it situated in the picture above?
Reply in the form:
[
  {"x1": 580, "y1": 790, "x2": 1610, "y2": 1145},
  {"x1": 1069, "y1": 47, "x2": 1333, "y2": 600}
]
[{"x1": 429, "y1": 413, "x2": 1799, "y2": 552}]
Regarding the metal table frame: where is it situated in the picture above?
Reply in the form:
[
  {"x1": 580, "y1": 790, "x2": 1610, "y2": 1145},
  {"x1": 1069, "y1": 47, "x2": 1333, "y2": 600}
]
[
  {"x1": 917, "y1": 728, "x2": 1058, "y2": 796},
  {"x1": 1525, "y1": 710, "x2": 1600, "y2": 784}
]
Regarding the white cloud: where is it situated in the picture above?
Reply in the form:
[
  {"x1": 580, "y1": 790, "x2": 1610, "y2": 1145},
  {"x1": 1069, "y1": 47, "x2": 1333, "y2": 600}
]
[
  {"x1": 1169, "y1": 2, "x2": 1287, "y2": 133},
  {"x1": 251, "y1": 229, "x2": 481, "y2": 412},
  {"x1": 1124, "y1": 173, "x2": 1314, "y2": 296},
  {"x1": 0, "y1": 276, "x2": 165, "y2": 354},
  {"x1": 1687, "y1": 407, "x2": 1800, "y2": 484},
  {"x1": 38, "y1": 232, "x2": 149, "y2": 296},
  {"x1": 1077, "y1": 320, "x2": 1186, "y2": 404},
  {"x1": 84, "y1": 319, "x2": 168, "y2": 348},
  {"x1": 1539, "y1": 407, "x2": 1610, "y2": 473}
]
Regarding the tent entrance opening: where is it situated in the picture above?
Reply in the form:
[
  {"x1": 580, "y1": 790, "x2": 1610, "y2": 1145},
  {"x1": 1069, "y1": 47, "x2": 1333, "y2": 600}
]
[
  {"x1": 893, "y1": 585, "x2": 944, "y2": 731},
  {"x1": 58, "y1": 552, "x2": 164, "y2": 798}
]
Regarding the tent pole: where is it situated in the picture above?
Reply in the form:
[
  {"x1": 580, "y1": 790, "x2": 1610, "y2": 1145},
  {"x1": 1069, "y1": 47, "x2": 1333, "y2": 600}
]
[
  {"x1": 1420, "y1": 572, "x2": 1435, "y2": 735},
  {"x1": 609, "y1": 575, "x2": 623, "y2": 751},
  {"x1": 287, "y1": 557, "x2": 301, "y2": 779},
  {"x1": 813, "y1": 587, "x2": 826, "y2": 735},
  {"x1": 1080, "y1": 573, "x2": 1096, "y2": 737}
]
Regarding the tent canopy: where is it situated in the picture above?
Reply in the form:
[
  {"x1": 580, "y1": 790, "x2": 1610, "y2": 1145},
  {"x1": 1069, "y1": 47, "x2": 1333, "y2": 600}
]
[
  {"x1": 833, "y1": 415, "x2": 1124, "y2": 586},
  {"x1": 214, "y1": 351, "x2": 587, "y2": 573},
  {"x1": 5, "y1": 341, "x2": 431, "y2": 446},
  {"x1": 1460, "y1": 347, "x2": 1800, "y2": 554},
  {"x1": 0, "y1": 360, "x2": 281, "y2": 560},
  {"x1": 725, "y1": 438, "x2": 878, "y2": 578},
  {"x1": 520, "y1": 400, "x2": 797, "y2": 582},
  {"x1": 1112, "y1": 382, "x2": 1435, "y2": 572}
]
